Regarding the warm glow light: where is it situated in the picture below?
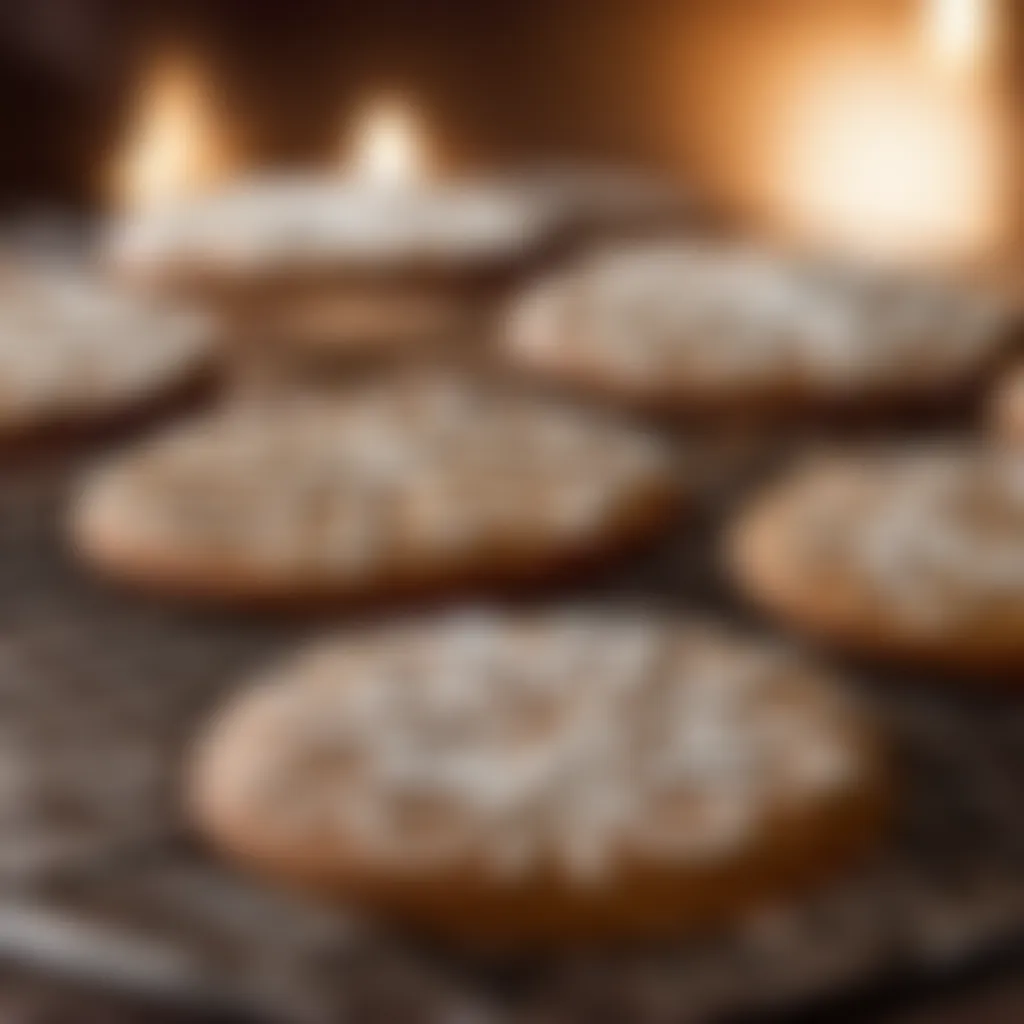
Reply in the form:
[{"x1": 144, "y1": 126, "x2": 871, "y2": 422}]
[
  {"x1": 660, "y1": 5, "x2": 1010, "y2": 270},
  {"x1": 347, "y1": 100, "x2": 424, "y2": 187},
  {"x1": 927, "y1": 0, "x2": 994, "y2": 72},
  {"x1": 114, "y1": 56, "x2": 227, "y2": 212},
  {"x1": 766, "y1": 52, "x2": 1005, "y2": 266}
]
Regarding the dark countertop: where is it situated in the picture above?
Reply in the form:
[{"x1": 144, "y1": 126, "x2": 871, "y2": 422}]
[{"x1": 3, "y1": 960, "x2": 1024, "y2": 1024}]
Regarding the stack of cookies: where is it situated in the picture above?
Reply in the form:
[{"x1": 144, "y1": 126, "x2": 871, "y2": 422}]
[
  {"x1": 72, "y1": 375, "x2": 682, "y2": 604},
  {"x1": 11, "y1": 186, "x2": 1021, "y2": 955},
  {"x1": 104, "y1": 170, "x2": 703, "y2": 387},
  {"x1": 104, "y1": 175, "x2": 594, "y2": 373}
]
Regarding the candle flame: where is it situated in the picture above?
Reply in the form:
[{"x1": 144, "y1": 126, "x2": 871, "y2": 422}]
[
  {"x1": 927, "y1": 0, "x2": 994, "y2": 72},
  {"x1": 768, "y1": 54, "x2": 1004, "y2": 267},
  {"x1": 348, "y1": 100, "x2": 423, "y2": 187},
  {"x1": 114, "y1": 56, "x2": 227, "y2": 212}
]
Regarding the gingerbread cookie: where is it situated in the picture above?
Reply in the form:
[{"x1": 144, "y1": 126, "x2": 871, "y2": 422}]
[
  {"x1": 504, "y1": 243, "x2": 1013, "y2": 418},
  {"x1": 0, "y1": 261, "x2": 214, "y2": 437},
  {"x1": 71, "y1": 376, "x2": 681, "y2": 605},
  {"x1": 190, "y1": 612, "x2": 884, "y2": 945},
  {"x1": 730, "y1": 450, "x2": 1024, "y2": 674}
]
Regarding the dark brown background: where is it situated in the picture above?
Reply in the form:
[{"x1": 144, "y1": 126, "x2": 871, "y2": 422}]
[
  {"x1": 0, "y1": 4, "x2": 1022, "y2": 1021},
  {"x1": 0, "y1": 0, "x2": 1020, "y2": 246}
]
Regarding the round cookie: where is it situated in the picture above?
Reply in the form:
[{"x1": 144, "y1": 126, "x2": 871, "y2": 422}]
[
  {"x1": 0, "y1": 261, "x2": 214, "y2": 438},
  {"x1": 107, "y1": 177, "x2": 555, "y2": 359},
  {"x1": 107, "y1": 177, "x2": 555, "y2": 287},
  {"x1": 189, "y1": 612, "x2": 884, "y2": 945},
  {"x1": 504, "y1": 243, "x2": 1014, "y2": 418},
  {"x1": 730, "y1": 450, "x2": 1024, "y2": 675},
  {"x1": 991, "y1": 363, "x2": 1024, "y2": 447},
  {"x1": 229, "y1": 284, "x2": 476, "y2": 363},
  {"x1": 71, "y1": 376, "x2": 681, "y2": 605}
]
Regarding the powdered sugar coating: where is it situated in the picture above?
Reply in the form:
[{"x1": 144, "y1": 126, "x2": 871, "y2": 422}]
[
  {"x1": 0, "y1": 262, "x2": 212, "y2": 428},
  {"x1": 206, "y1": 613, "x2": 868, "y2": 884},
  {"x1": 108, "y1": 177, "x2": 553, "y2": 282},
  {"x1": 75, "y1": 378, "x2": 677, "y2": 589},
  {"x1": 787, "y1": 452, "x2": 1024, "y2": 635},
  {"x1": 506, "y1": 243, "x2": 1011, "y2": 400}
]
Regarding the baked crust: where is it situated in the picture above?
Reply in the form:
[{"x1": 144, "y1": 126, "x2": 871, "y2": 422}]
[
  {"x1": 502, "y1": 244, "x2": 1016, "y2": 419},
  {"x1": 729, "y1": 450, "x2": 1024, "y2": 676},
  {"x1": 189, "y1": 614, "x2": 886, "y2": 946},
  {"x1": 71, "y1": 376, "x2": 683, "y2": 607},
  {"x1": 0, "y1": 263, "x2": 216, "y2": 438}
]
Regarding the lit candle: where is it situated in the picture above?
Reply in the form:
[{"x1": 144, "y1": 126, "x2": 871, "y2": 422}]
[
  {"x1": 346, "y1": 98, "x2": 426, "y2": 189},
  {"x1": 761, "y1": 0, "x2": 1007, "y2": 268},
  {"x1": 111, "y1": 54, "x2": 230, "y2": 214},
  {"x1": 107, "y1": 82, "x2": 548, "y2": 297},
  {"x1": 927, "y1": 0, "x2": 995, "y2": 75}
]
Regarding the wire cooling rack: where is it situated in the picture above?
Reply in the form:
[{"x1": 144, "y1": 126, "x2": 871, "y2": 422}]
[{"x1": 1, "y1": 426, "x2": 1023, "y2": 1024}]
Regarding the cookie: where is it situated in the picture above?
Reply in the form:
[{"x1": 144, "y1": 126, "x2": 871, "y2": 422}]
[
  {"x1": 107, "y1": 176, "x2": 557, "y2": 292},
  {"x1": 991, "y1": 363, "x2": 1024, "y2": 447},
  {"x1": 229, "y1": 284, "x2": 478, "y2": 361},
  {"x1": 730, "y1": 450, "x2": 1024, "y2": 674},
  {"x1": 503, "y1": 243, "x2": 1014, "y2": 418},
  {"x1": 71, "y1": 376, "x2": 681, "y2": 605},
  {"x1": 189, "y1": 611, "x2": 884, "y2": 945},
  {"x1": 108, "y1": 177, "x2": 556, "y2": 360},
  {"x1": 0, "y1": 261, "x2": 214, "y2": 438}
]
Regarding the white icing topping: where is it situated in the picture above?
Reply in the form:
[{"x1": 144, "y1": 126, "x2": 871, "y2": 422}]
[
  {"x1": 508, "y1": 243, "x2": 1011, "y2": 394},
  {"x1": 0, "y1": 263, "x2": 211, "y2": 425},
  {"x1": 108, "y1": 177, "x2": 553, "y2": 278},
  {"x1": 227, "y1": 614, "x2": 866, "y2": 884},
  {"x1": 78, "y1": 378, "x2": 675, "y2": 582},
  {"x1": 795, "y1": 452, "x2": 1024, "y2": 633}
]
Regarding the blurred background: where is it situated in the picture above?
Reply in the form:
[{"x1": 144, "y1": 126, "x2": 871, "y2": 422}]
[
  {"x1": 0, "y1": 0, "x2": 1021, "y2": 267},
  {"x1": 0, "y1": 3, "x2": 1023, "y2": 1023}
]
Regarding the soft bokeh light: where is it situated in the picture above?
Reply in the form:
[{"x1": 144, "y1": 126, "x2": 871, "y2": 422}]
[
  {"x1": 768, "y1": 50, "x2": 1007, "y2": 266},
  {"x1": 346, "y1": 99, "x2": 425, "y2": 187},
  {"x1": 927, "y1": 0, "x2": 996, "y2": 74},
  {"x1": 659, "y1": 2, "x2": 1014, "y2": 269},
  {"x1": 112, "y1": 55, "x2": 229, "y2": 212}
]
